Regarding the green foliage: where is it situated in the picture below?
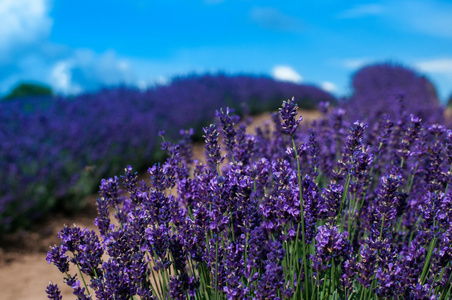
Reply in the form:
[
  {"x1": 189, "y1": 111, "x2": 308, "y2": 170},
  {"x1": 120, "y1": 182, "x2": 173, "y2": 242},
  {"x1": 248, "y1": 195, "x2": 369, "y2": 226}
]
[{"x1": 3, "y1": 82, "x2": 53, "y2": 100}]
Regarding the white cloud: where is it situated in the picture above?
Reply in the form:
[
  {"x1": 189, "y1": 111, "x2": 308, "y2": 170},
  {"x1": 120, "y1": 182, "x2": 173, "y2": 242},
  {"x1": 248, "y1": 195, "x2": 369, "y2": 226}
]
[
  {"x1": 321, "y1": 81, "x2": 337, "y2": 93},
  {"x1": 156, "y1": 76, "x2": 169, "y2": 85},
  {"x1": 46, "y1": 50, "x2": 137, "y2": 94},
  {"x1": 136, "y1": 76, "x2": 169, "y2": 91},
  {"x1": 272, "y1": 65, "x2": 303, "y2": 83},
  {"x1": 416, "y1": 58, "x2": 452, "y2": 74},
  {"x1": 341, "y1": 58, "x2": 372, "y2": 70},
  {"x1": 0, "y1": 0, "x2": 52, "y2": 58},
  {"x1": 250, "y1": 7, "x2": 304, "y2": 32},
  {"x1": 50, "y1": 60, "x2": 84, "y2": 94},
  {"x1": 51, "y1": 61, "x2": 72, "y2": 93},
  {"x1": 338, "y1": 4, "x2": 384, "y2": 19}
]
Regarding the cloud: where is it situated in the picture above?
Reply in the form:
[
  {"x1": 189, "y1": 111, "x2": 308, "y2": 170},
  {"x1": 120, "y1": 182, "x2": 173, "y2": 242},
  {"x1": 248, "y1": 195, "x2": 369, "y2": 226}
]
[
  {"x1": 337, "y1": 4, "x2": 384, "y2": 19},
  {"x1": 414, "y1": 58, "x2": 452, "y2": 101},
  {"x1": 50, "y1": 61, "x2": 78, "y2": 94},
  {"x1": 136, "y1": 76, "x2": 169, "y2": 91},
  {"x1": 47, "y1": 50, "x2": 136, "y2": 94},
  {"x1": 250, "y1": 7, "x2": 304, "y2": 32},
  {"x1": 341, "y1": 58, "x2": 372, "y2": 69},
  {"x1": 272, "y1": 65, "x2": 303, "y2": 83},
  {"x1": 321, "y1": 81, "x2": 337, "y2": 93},
  {"x1": 0, "y1": 46, "x2": 140, "y2": 96},
  {"x1": 0, "y1": 0, "x2": 52, "y2": 59},
  {"x1": 415, "y1": 58, "x2": 452, "y2": 74}
]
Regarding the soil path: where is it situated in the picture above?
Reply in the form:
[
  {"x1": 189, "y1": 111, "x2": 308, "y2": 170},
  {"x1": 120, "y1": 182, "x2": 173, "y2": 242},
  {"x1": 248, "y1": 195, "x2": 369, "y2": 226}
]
[{"x1": 0, "y1": 110, "x2": 321, "y2": 300}]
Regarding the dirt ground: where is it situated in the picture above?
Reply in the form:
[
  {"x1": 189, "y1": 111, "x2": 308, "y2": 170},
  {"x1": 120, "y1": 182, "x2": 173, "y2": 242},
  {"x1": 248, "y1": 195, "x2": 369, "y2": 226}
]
[{"x1": 0, "y1": 109, "x2": 321, "y2": 300}]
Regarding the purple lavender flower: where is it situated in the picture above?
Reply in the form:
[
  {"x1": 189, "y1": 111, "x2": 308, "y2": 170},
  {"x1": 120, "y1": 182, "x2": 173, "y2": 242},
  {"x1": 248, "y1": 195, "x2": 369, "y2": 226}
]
[
  {"x1": 376, "y1": 114, "x2": 393, "y2": 150},
  {"x1": 47, "y1": 245, "x2": 69, "y2": 273},
  {"x1": 169, "y1": 274, "x2": 188, "y2": 300},
  {"x1": 203, "y1": 124, "x2": 224, "y2": 169},
  {"x1": 318, "y1": 101, "x2": 330, "y2": 114},
  {"x1": 99, "y1": 176, "x2": 123, "y2": 207},
  {"x1": 373, "y1": 173, "x2": 402, "y2": 235},
  {"x1": 65, "y1": 274, "x2": 90, "y2": 300},
  {"x1": 169, "y1": 235, "x2": 187, "y2": 272},
  {"x1": 445, "y1": 130, "x2": 452, "y2": 165},
  {"x1": 279, "y1": 97, "x2": 302, "y2": 136},
  {"x1": 310, "y1": 225, "x2": 351, "y2": 277},
  {"x1": 398, "y1": 233, "x2": 427, "y2": 294},
  {"x1": 397, "y1": 114, "x2": 422, "y2": 164},
  {"x1": 94, "y1": 196, "x2": 111, "y2": 237},
  {"x1": 45, "y1": 282, "x2": 62, "y2": 300},
  {"x1": 303, "y1": 175, "x2": 320, "y2": 243},
  {"x1": 121, "y1": 165, "x2": 138, "y2": 200},
  {"x1": 57, "y1": 225, "x2": 104, "y2": 277},
  {"x1": 178, "y1": 128, "x2": 195, "y2": 164},
  {"x1": 233, "y1": 124, "x2": 255, "y2": 165},
  {"x1": 216, "y1": 107, "x2": 239, "y2": 152},
  {"x1": 357, "y1": 239, "x2": 377, "y2": 288},
  {"x1": 318, "y1": 183, "x2": 343, "y2": 220},
  {"x1": 307, "y1": 129, "x2": 320, "y2": 177},
  {"x1": 148, "y1": 163, "x2": 168, "y2": 191}
]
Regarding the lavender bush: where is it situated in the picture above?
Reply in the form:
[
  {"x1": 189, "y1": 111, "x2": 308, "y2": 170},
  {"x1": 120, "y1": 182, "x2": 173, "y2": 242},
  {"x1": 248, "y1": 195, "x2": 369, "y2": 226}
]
[
  {"x1": 347, "y1": 62, "x2": 443, "y2": 124},
  {"x1": 47, "y1": 98, "x2": 452, "y2": 299},
  {"x1": 0, "y1": 74, "x2": 335, "y2": 233}
]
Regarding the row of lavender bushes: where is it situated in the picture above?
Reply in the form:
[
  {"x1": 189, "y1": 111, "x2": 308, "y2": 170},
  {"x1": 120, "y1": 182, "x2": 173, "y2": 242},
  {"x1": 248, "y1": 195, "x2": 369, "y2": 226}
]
[
  {"x1": 0, "y1": 73, "x2": 336, "y2": 233},
  {"x1": 46, "y1": 63, "x2": 450, "y2": 299}
]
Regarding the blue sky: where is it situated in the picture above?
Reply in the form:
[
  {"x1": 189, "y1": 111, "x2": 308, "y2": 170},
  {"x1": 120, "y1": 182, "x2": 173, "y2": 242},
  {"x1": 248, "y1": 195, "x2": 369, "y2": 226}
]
[{"x1": 1, "y1": 0, "x2": 452, "y2": 103}]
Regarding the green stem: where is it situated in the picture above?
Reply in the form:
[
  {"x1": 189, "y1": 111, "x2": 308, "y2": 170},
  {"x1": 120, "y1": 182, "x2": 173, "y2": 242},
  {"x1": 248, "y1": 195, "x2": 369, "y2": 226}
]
[
  {"x1": 420, "y1": 236, "x2": 438, "y2": 284},
  {"x1": 339, "y1": 175, "x2": 351, "y2": 232},
  {"x1": 214, "y1": 234, "x2": 220, "y2": 300},
  {"x1": 292, "y1": 137, "x2": 308, "y2": 300},
  {"x1": 347, "y1": 193, "x2": 357, "y2": 235},
  {"x1": 75, "y1": 262, "x2": 91, "y2": 297}
]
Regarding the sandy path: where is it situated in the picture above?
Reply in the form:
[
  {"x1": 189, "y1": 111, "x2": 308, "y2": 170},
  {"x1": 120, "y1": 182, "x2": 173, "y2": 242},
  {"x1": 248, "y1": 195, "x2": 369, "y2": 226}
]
[{"x1": 0, "y1": 109, "x2": 321, "y2": 300}]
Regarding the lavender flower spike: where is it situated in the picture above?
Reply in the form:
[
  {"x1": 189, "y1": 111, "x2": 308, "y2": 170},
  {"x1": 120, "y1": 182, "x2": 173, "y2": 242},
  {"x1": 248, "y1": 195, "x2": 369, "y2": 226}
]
[
  {"x1": 45, "y1": 282, "x2": 63, "y2": 300},
  {"x1": 203, "y1": 124, "x2": 224, "y2": 168},
  {"x1": 279, "y1": 97, "x2": 303, "y2": 136}
]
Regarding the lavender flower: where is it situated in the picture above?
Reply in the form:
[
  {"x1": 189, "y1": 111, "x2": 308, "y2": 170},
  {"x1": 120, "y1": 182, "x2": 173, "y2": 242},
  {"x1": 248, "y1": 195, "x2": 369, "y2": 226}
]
[
  {"x1": 203, "y1": 124, "x2": 224, "y2": 169},
  {"x1": 45, "y1": 282, "x2": 62, "y2": 300},
  {"x1": 47, "y1": 245, "x2": 69, "y2": 273},
  {"x1": 216, "y1": 107, "x2": 239, "y2": 152},
  {"x1": 279, "y1": 97, "x2": 302, "y2": 136},
  {"x1": 373, "y1": 173, "x2": 402, "y2": 235},
  {"x1": 311, "y1": 225, "x2": 351, "y2": 277},
  {"x1": 318, "y1": 183, "x2": 343, "y2": 220}
]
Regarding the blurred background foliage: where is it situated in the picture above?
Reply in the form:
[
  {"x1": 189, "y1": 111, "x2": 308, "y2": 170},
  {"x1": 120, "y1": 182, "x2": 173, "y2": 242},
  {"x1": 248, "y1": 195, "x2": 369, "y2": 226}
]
[{"x1": 3, "y1": 82, "x2": 53, "y2": 101}]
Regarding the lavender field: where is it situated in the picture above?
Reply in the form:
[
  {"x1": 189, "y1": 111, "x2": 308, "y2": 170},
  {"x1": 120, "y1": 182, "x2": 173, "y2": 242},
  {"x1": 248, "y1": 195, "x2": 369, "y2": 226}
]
[{"x1": 40, "y1": 63, "x2": 452, "y2": 299}]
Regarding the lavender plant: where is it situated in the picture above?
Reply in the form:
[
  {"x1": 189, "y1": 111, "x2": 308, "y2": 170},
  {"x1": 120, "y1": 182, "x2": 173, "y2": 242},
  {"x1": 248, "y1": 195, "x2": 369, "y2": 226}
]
[
  {"x1": 347, "y1": 62, "x2": 443, "y2": 124},
  {"x1": 47, "y1": 97, "x2": 452, "y2": 299}
]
